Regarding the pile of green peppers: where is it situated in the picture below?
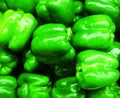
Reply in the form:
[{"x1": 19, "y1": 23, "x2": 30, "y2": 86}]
[{"x1": 0, "y1": 0, "x2": 120, "y2": 98}]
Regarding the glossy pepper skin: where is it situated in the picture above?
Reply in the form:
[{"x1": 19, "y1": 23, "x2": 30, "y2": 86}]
[
  {"x1": 76, "y1": 50, "x2": 119, "y2": 90},
  {"x1": 0, "y1": 76, "x2": 17, "y2": 98},
  {"x1": 85, "y1": 0, "x2": 120, "y2": 19},
  {"x1": 0, "y1": 0, "x2": 8, "y2": 13},
  {"x1": 72, "y1": 14, "x2": 115, "y2": 50},
  {"x1": 17, "y1": 73, "x2": 51, "y2": 98},
  {"x1": 52, "y1": 77, "x2": 86, "y2": 98},
  {"x1": 5, "y1": 0, "x2": 38, "y2": 13},
  {"x1": 0, "y1": 47, "x2": 18, "y2": 75},
  {"x1": 23, "y1": 50, "x2": 43, "y2": 72},
  {"x1": 36, "y1": 0, "x2": 83, "y2": 25},
  {"x1": 31, "y1": 23, "x2": 75, "y2": 65},
  {"x1": 0, "y1": 10, "x2": 38, "y2": 52},
  {"x1": 88, "y1": 83, "x2": 120, "y2": 98}
]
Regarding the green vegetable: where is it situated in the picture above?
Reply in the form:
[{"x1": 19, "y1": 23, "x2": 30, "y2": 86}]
[
  {"x1": 52, "y1": 77, "x2": 86, "y2": 98},
  {"x1": 88, "y1": 83, "x2": 120, "y2": 98},
  {"x1": 72, "y1": 14, "x2": 115, "y2": 50},
  {"x1": 0, "y1": 76, "x2": 17, "y2": 98},
  {"x1": 36, "y1": 0, "x2": 83, "y2": 25},
  {"x1": 0, "y1": 10, "x2": 38, "y2": 52},
  {"x1": 5, "y1": 0, "x2": 38, "y2": 13},
  {"x1": 31, "y1": 23, "x2": 75, "y2": 65},
  {"x1": 17, "y1": 73, "x2": 51, "y2": 98},
  {"x1": 0, "y1": 47, "x2": 18, "y2": 75},
  {"x1": 85, "y1": 0, "x2": 120, "y2": 19},
  {"x1": 76, "y1": 50, "x2": 119, "y2": 90},
  {"x1": 23, "y1": 50, "x2": 43, "y2": 72},
  {"x1": 0, "y1": 1, "x2": 119, "y2": 98}
]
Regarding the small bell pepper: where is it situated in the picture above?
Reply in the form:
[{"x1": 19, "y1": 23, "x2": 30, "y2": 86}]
[
  {"x1": 76, "y1": 50, "x2": 119, "y2": 90},
  {"x1": 0, "y1": 0, "x2": 8, "y2": 13},
  {"x1": 23, "y1": 50, "x2": 44, "y2": 72},
  {"x1": 0, "y1": 76, "x2": 17, "y2": 98},
  {"x1": 0, "y1": 47, "x2": 18, "y2": 75},
  {"x1": 0, "y1": 10, "x2": 38, "y2": 52},
  {"x1": 17, "y1": 73, "x2": 51, "y2": 98},
  {"x1": 36, "y1": 0, "x2": 83, "y2": 25},
  {"x1": 52, "y1": 77, "x2": 86, "y2": 98},
  {"x1": 88, "y1": 83, "x2": 120, "y2": 98},
  {"x1": 31, "y1": 23, "x2": 75, "y2": 65},
  {"x1": 85, "y1": 0, "x2": 120, "y2": 19},
  {"x1": 72, "y1": 14, "x2": 115, "y2": 50},
  {"x1": 5, "y1": 0, "x2": 38, "y2": 13}
]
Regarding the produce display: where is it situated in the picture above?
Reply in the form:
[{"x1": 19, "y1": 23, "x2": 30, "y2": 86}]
[{"x1": 0, "y1": 0, "x2": 120, "y2": 98}]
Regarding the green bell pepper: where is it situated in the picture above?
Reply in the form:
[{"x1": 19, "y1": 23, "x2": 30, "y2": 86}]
[
  {"x1": 36, "y1": 0, "x2": 83, "y2": 25},
  {"x1": 0, "y1": 76, "x2": 17, "y2": 98},
  {"x1": 31, "y1": 23, "x2": 75, "y2": 65},
  {"x1": 0, "y1": 10, "x2": 38, "y2": 52},
  {"x1": 17, "y1": 73, "x2": 51, "y2": 98},
  {"x1": 5, "y1": 0, "x2": 38, "y2": 13},
  {"x1": 52, "y1": 77, "x2": 86, "y2": 98},
  {"x1": 72, "y1": 14, "x2": 115, "y2": 50},
  {"x1": 0, "y1": 0, "x2": 8, "y2": 13},
  {"x1": 0, "y1": 47, "x2": 18, "y2": 75},
  {"x1": 23, "y1": 50, "x2": 44, "y2": 72},
  {"x1": 76, "y1": 50, "x2": 119, "y2": 90},
  {"x1": 88, "y1": 83, "x2": 120, "y2": 98},
  {"x1": 85, "y1": 0, "x2": 120, "y2": 19}
]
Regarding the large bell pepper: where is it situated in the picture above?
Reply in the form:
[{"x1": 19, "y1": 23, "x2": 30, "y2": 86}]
[
  {"x1": 5, "y1": 0, "x2": 38, "y2": 13},
  {"x1": 17, "y1": 73, "x2": 51, "y2": 98},
  {"x1": 0, "y1": 47, "x2": 18, "y2": 75},
  {"x1": 76, "y1": 50, "x2": 119, "y2": 90},
  {"x1": 72, "y1": 14, "x2": 115, "y2": 50},
  {"x1": 31, "y1": 23, "x2": 75, "y2": 65},
  {"x1": 36, "y1": 0, "x2": 83, "y2": 25},
  {"x1": 85, "y1": 0, "x2": 120, "y2": 19},
  {"x1": 88, "y1": 83, "x2": 120, "y2": 98},
  {"x1": 0, "y1": 76, "x2": 17, "y2": 98},
  {"x1": 0, "y1": 10, "x2": 38, "y2": 52},
  {"x1": 52, "y1": 77, "x2": 86, "y2": 98}
]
